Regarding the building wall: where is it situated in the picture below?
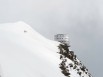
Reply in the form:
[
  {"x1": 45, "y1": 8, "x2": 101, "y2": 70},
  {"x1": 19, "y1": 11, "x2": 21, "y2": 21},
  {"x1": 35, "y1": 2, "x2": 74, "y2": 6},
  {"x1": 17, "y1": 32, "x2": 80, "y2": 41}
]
[{"x1": 54, "y1": 34, "x2": 69, "y2": 45}]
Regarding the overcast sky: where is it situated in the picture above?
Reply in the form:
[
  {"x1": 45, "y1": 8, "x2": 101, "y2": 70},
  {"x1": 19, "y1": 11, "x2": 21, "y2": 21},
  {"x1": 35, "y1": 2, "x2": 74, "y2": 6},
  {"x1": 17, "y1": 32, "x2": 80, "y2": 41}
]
[{"x1": 0, "y1": 0, "x2": 103, "y2": 77}]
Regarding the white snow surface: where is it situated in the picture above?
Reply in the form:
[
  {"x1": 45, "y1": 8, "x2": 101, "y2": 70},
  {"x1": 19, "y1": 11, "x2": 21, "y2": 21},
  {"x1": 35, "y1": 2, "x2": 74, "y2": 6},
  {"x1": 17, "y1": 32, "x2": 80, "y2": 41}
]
[{"x1": 0, "y1": 21, "x2": 90, "y2": 77}]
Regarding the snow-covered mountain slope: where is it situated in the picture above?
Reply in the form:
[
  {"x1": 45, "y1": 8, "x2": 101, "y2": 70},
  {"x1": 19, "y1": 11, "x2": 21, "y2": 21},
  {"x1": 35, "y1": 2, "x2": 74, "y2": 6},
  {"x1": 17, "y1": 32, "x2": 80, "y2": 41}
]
[{"x1": 0, "y1": 21, "x2": 92, "y2": 77}]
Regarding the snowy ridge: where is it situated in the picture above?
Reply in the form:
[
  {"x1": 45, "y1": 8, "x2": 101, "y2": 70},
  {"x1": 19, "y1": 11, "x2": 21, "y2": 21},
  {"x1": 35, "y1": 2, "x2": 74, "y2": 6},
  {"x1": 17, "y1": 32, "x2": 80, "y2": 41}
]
[
  {"x1": 58, "y1": 44, "x2": 92, "y2": 77},
  {"x1": 0, "y1": 21, "x2": 92, "y2": 77}
]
